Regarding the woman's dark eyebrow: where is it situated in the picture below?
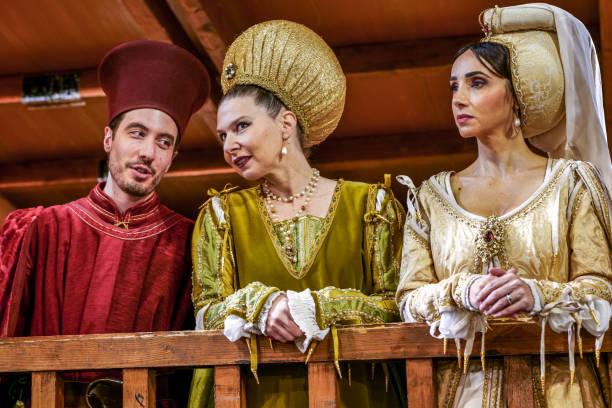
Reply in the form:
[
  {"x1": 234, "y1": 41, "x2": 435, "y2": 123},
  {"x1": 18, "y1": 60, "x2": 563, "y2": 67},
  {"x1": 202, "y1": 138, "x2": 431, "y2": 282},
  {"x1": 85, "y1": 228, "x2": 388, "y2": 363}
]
[
  {"x1": 465, "y1": 70, "x2": 491, "y2": 78},
  {"x1": 450, "y1": 70, "x2": 493, "y2": 81}
]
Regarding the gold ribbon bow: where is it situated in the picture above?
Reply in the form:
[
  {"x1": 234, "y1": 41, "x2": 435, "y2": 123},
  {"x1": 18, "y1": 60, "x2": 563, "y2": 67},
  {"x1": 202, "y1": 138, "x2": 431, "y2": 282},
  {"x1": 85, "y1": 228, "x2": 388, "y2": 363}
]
[
  {"x1": 363, "y1": 211, "x2": 391, "y2": 224},
  {"x1": 207, "y1": 183, "x2": 238, "y2": 197}
]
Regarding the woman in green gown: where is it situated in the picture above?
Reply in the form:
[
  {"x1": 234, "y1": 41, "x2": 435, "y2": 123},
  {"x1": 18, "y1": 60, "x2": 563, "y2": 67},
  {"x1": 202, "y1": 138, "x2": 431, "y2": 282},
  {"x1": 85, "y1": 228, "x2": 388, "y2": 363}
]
[{"x1": 189, "y1": 20, "x2": 405, "y2": 407}]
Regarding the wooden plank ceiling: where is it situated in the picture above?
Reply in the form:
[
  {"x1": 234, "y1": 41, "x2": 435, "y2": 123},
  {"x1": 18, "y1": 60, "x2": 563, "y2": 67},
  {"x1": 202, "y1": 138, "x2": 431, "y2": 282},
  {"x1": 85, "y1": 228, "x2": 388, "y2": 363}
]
[{"x1": 0, "y1": 0, "x2": 604, "y2": 219}]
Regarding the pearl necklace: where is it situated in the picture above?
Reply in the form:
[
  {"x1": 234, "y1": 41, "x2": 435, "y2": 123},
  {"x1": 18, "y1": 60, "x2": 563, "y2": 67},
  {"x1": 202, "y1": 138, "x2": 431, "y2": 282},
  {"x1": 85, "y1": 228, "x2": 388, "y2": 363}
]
[{"x1": 262, "y1": 168, "x2": 320, "y2": 263}]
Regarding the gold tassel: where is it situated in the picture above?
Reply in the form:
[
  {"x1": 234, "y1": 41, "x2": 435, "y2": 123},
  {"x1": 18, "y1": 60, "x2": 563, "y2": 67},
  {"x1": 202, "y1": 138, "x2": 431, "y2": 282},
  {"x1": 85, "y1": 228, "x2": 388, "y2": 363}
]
[
  {"x1": 480, "y1": 330, "x2": 486, "y2": 371},
  {"x1": 305, "y1": 340, "x2": 319, "y2": 364},
  {"x1": 570, "y1": 370, "x2": 575, "y2": 386},
  {"x1": 382, "y1": 363, "x2": 390, "y2": 393},
  {"x1": 589, "y1": 308, "x2": 601, "y2": 326},
  {"x1": 596, "y1": 348, "x2": 601, "y2": 368},
  {"x1": 371, "y1": 363, "x2": 376, "y2": 380},
  {"x1": 443, "y1": 337, "x2": 448, "y2": 355},
  {"x1": 456, "y1": 339, "x2": 462, "y2": 368},
  {"x1": 463, "y1": 354, "x2": 470, "y2": 374},
  {"x1": 541, "y1": 375, "x2": 545, "y2": 396},
  {"x1": 331, "y1": 326, "x2": 342, "y2": 378},
  {"x1": 268, "y1": 337, "x2": 274, "y2": 351},
  {"x1": 249, "y1": 334, "x2": 259, "y2": 384},
  {"x1": 348, "y1": 363, "x2": 352, "y2": 387}
]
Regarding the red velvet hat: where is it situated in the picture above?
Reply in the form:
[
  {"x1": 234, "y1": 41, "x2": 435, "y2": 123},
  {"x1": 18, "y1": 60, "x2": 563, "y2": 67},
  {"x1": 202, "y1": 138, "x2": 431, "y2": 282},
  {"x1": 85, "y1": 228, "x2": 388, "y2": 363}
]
[{"x1": 98, "y1": 40, "x2": 210, "y2": 137}]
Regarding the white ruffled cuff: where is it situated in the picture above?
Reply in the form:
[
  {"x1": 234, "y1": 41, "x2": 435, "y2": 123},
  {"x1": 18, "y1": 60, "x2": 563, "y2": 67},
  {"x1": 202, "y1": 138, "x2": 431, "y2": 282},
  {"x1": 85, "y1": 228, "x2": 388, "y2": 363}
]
[
  {"x1": 286, "y1": 289, "x2": 330, "y2": 353},
  {"x1": 399, "y1": 292, "x2": 418, "y2": 323},
  {"x1": 222, "y1": 290, "x2": 283, "y2": 342},
  {"x1": 195, "y1": 304, "x2": 210, "y2": 331}
]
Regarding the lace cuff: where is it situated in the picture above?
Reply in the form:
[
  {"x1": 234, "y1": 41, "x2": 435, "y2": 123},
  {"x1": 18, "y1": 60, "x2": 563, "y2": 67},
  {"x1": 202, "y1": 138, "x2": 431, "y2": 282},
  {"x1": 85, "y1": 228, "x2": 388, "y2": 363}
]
[
  {"x1": 399, "y1": 292, "x2": 419, "y2": 323},
  {"x1": 287, "y1": 289, "x2": 330, "y2": 353},
  {"x1": 195, "y1": 304, "x2": 211, "y2": 331}
]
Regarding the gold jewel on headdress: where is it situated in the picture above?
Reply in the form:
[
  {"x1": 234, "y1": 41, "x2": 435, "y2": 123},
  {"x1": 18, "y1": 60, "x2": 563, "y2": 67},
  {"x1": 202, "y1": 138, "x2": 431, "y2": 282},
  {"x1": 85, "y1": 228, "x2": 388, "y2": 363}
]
[
  {"x1": 224, "y1": 63, "x2": 237, "y2": 80},
  {"x1": 477, "y1": 6, "x2": 564, "y2": 139},
  {"x1": 221, "y1": 20, "x2": 346, "y2": 148}
]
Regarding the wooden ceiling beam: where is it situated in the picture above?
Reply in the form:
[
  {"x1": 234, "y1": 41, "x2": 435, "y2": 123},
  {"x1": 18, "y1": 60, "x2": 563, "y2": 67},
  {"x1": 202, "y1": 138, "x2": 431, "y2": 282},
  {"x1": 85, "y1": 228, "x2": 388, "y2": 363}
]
[
  {"x1": 0, "y1": 131, "x2": 471, "y2": 192},
  {"x1": 164, "y1": 0, "x2": 226, "y2": 72},
  {"x1": 336, "y1": 35, "x2": 481, "y2": 74}
]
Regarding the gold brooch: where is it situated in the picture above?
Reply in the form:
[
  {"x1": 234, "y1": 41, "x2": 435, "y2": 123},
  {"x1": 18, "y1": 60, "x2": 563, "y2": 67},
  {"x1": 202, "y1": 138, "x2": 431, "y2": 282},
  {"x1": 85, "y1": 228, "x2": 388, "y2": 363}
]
[
  {"x1": 474, "y1": 216, "x2": 505, "y2": 264},
  {"x1": 225, "y1": 63, "x2": 237, "y2": 80}
]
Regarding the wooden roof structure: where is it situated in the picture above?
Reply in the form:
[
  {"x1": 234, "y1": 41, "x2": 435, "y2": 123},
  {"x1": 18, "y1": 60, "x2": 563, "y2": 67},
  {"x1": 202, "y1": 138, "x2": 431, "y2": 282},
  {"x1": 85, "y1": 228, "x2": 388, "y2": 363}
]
[{"x1": 0, "y1": 0, "x2": 609, "y2": 221}]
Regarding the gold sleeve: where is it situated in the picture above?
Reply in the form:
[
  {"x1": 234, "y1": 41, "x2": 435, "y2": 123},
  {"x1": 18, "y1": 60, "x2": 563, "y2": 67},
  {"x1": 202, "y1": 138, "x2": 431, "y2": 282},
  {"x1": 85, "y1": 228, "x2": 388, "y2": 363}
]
[
  {"x1": 191, "y1": 195, "x2": 279, "y2": 329},
  {"x1": 395, "y1": 185, "x2": 476, "y2": 323},
  {"x1": 536, "y1": 179, "x2": 612, "y2": 304},
  {"x1": 313, "y1": 185, "x2": 404, "y2": 327}
]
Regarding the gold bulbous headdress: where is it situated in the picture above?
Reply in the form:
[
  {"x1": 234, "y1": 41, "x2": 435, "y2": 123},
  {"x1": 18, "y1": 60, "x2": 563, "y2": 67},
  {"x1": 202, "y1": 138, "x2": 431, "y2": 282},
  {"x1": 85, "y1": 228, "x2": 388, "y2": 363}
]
[
  {"x1": 480, "y1": 6, "x2": 564, "y2": 139},
  {"x1": 221, "y1": 20, "x2": 346, "y2": 148}
]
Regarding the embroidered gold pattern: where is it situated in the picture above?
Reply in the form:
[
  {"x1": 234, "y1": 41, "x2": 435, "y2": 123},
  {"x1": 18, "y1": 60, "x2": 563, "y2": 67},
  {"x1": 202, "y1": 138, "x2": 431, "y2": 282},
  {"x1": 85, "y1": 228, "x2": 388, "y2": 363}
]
[
  {"x1": 473, "y1": 216, "x2": 508, "y2": 272},
  {"x1": 256, "y1": 180, "x2": 344, "y2": 279}
]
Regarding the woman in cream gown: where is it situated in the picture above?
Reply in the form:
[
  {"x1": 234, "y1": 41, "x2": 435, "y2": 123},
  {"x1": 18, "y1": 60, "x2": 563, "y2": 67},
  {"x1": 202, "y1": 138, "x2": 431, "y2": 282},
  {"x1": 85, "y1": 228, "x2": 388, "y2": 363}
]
[
  {"x1": 189, "y1": 20, "x2": 405, "y2": 408},
  {"x1": 396, "y1": 4, "x2": 612, "y2": 407}
]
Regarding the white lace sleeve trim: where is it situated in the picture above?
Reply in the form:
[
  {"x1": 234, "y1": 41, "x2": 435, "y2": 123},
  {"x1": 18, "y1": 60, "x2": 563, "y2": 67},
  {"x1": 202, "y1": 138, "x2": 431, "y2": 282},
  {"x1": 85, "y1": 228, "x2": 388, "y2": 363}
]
[
  {"x1": 195, "y1": 304, "x2": 211, "y2": 331},
  {"x1": 287, "y1": 289, "x2": 330, "y2": 353},
  {"x1": 399, "y1": 292, "x2": 418, "y2": 323}
]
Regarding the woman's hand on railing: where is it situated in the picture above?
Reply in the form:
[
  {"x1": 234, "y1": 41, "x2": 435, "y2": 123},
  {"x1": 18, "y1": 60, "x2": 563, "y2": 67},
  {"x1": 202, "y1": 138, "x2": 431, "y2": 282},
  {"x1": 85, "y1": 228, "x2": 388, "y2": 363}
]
[
  {"x1": 266, "y1": 294, "x2": 304, "y2": 342},
  {"x1": 470, "y1": 267, "x2": 535, "y2": 318}
]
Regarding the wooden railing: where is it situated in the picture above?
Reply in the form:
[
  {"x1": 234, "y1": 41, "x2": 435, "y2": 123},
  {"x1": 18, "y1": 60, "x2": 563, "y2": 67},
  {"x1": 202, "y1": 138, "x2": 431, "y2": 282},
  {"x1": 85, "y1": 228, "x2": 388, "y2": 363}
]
[{"x1": 0, "y1": 322, "x2": 610, "y2": 407}]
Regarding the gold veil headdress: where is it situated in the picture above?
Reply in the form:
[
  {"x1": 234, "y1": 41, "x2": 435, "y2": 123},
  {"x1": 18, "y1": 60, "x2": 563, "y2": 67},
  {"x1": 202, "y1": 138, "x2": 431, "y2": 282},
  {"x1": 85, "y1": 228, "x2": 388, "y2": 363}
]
[{"x1": 479, "y1": 4, "x2": 612, "y2": 192}]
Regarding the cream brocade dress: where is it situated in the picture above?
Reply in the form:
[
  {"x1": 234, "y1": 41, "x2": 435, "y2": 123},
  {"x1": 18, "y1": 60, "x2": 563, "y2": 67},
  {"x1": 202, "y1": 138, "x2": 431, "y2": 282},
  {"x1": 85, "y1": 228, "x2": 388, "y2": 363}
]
[{"x1": 396, "y1": 158, "x2": 612, "y2": 407}]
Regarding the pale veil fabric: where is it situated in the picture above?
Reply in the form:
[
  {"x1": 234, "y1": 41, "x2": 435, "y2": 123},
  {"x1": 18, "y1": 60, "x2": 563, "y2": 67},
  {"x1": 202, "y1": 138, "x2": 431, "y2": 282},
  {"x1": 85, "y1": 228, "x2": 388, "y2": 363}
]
[{"x1": 486, "y1": 3, "x2": 612, "y2": 193}]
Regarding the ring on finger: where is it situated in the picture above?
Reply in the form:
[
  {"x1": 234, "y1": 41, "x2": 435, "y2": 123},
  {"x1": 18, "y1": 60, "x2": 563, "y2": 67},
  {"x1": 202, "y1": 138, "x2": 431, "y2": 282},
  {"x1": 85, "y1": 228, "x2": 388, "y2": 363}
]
[{"x1": 505, "y1": 293, "x2": 513, "y2": 305}]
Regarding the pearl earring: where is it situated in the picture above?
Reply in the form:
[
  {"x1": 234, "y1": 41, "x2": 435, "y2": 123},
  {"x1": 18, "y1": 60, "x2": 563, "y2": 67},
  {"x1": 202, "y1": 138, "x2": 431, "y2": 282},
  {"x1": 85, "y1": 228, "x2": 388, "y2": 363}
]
[
  {"x1": 281, "y1": 143, "x2": 288, "y2": 156},
  {"x1": 514, "y1": 115, "x2": 521, "y2": 127}
]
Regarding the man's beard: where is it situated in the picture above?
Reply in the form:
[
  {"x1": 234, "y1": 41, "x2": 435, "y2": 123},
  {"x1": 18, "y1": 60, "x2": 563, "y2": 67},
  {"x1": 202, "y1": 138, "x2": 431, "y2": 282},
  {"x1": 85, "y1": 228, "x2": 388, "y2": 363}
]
[{"x1": 108, "y1": 160, "x2": 162, "y2": 197}]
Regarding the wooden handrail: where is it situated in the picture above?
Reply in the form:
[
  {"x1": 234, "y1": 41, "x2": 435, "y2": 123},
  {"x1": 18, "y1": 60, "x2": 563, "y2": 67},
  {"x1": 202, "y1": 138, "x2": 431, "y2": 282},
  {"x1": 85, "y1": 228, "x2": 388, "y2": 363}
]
[{"x1": 0, "y1": 322, "x2": 609, "y2": 407}]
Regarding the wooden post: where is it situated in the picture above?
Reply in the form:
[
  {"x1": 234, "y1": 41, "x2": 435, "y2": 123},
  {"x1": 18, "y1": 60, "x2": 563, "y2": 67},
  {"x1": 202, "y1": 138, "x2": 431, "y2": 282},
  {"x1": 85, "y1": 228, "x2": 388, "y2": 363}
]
[
  {"x1": 504, "y1": 356, "x2": 534, "y2": 408},
  {"x1": 215, "y1": 365, "x2": 246, "y2": 408},
  {"x1": 308, "y1": 362, "x2": 339, "y2": 407},
  {"x1": 31, "y1": 371, "x2": 63, "y2": 408},
  {"x1": 405, "y1": 359, "x2": 435, "y2": 407},
  {"x1": 123, "y1": 368, "x2": 156, "y2": 408}
]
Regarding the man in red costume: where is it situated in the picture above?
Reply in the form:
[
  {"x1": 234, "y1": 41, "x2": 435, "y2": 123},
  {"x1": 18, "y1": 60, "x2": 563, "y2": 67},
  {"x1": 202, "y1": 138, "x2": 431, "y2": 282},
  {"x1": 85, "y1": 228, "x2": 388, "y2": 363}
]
[{"x1": 0, "y1": 40, "x2": 210, "y2": 407}]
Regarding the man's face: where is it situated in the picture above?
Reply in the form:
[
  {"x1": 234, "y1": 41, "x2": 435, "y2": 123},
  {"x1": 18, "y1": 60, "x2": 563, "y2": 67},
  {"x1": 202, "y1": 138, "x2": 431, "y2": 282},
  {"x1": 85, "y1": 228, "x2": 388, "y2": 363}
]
[{"x1": 104, "y1": 108, "x2": 178, "y2": 197}]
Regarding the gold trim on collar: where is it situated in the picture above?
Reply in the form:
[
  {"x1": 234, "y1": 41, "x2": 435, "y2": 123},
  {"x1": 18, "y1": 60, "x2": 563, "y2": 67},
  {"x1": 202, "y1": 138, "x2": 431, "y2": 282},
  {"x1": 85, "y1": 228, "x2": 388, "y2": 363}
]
[{"x1": 255, "y1": 180, "x2": 344, "y2": 279}]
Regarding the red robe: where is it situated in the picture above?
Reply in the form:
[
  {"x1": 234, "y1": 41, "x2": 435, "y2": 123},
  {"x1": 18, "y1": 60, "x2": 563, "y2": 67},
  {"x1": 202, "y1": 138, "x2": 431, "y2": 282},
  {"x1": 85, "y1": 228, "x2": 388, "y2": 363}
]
[{"x1": 0, "y1": 183, "x2": 193, "y2": 380}]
